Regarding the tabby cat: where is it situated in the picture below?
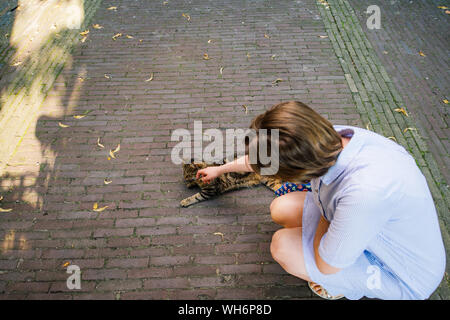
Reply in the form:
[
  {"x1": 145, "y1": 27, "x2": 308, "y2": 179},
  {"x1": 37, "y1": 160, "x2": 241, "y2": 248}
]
[{"x1": 180, "y1": 159, "x2": 284, "y2": 207}]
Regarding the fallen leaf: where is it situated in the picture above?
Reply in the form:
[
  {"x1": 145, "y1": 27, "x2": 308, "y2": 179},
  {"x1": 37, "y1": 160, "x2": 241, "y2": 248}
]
[
  {"x1": 92, "y1": 24, "x2": 103, "y2": 29},
  {"x1": 242, "y1": 105, "x2": 248, "y2": 114},
  {"x1": 403, "y1": 127, "x2": 417, "y2": 133},
  {"x1": 79, "y1": 29, "x2": 89, "y2": 36},
  {"x1": 104, "y1": 74, "x2": 111, "y2": 79},
  {"x1": 62, "y1": 262, "x2": 70, "y2": 268},
  {"x1": 394, "y1": 107, "x2": 409, "y2": 117},
  {"x1": 443, "y1": 99, "x2": 449, "y2": 104},
  {"x1": 437, "y1": 6, "x2": 449, "y2": 9},
  {"x1": 0, "y1": 208, "x2": 12, "y2": 212},
  {"x1": 78, "y1": 77, "x2": 85, "y2": 82},
  {"x1": 145, "y1": 73, "x2": 154, "y2": 82},
  {"x1": 418, "y1": 51, "x2": 426, "y2": 57},
  {"x1": 126, "y1": 35, "x2": 134, "y2": 39},
  {"x1": 139, "y1": 39, "x2": 143, "y2": 42},
  {"x1": 112, "y1": 143, "x2": 121, "y2": 154},
  {"x1": 271, "y1": 54, "x2": 277, "y2": 60},
  {"x1": 163, "y1": 1, "x2": 169, "y2": 5},
  {"x1": 107, "y1": 157, "x2": 111, "y2": 161},
  {"x1": 387, "y1": 136, "x2": 397, "y2": 142},
  {"x1": 182, "y1": 13, "x2": 191, "y2": 21},
  {"x1": 109, "y1": 143, "x2": 120, "y2": 159},
  {"x1": 319, "y1": 35, "x2": 328, "y2": 38},
  {"x1": 107, "y1": 6, "x2": 117, "y2": 10},
  {"x1": 104, "y1": 178, "x2": 112, "y2": 185},
  {"x1": 365, "y1": 123, "x2": 371, "y2": 131},
  {"x1": 112, "y1": 33, "x2": 122, "y2": 40},
  {"x1": 58, "y1": 122, "x2": 70, "y2": 128},
  {"x1": 11, "y1": 61, "x2": 22, "y2": 66},
  {"x1": 272, "y1": 78, "x2": 283, "y2": 84},
  {"x1": 264, "y1": 34, "x2": 270, "y2": 39},
  {"x1": 97, "y1": 137, "x2": 105, "y2": 148},
  {"x1": 213, "y1": 232, "x2": 224, "y2": 241},
  {"x1": 93, "y1": 202, "x2": 109, "y2": 212},
  {"x1": 73, "y1": 114, "x2": 86, "y2": 119},
  {"x1": 207, "y1": 39, "x2": 213, "y2": 43},
  {"x1": 0, "y1": 196, "x2": 3, "y2": 201},
  {"x1": 203, "y1": 53, "x2": 210, "y2": 60},
  {"x1": 81, "y1": 36, "x2": 87, "y2": 43},
  {"x1": 219, "y1": 67, "x2": 224, "y2": 75},
  {"x1": 246, "y1": 52, "x2": 251, "y2": 58}
]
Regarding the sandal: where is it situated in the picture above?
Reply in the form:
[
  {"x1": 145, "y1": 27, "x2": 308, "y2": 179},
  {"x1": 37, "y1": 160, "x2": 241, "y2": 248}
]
[{"x1": 308, "y1": 281, "x2": 344, "y2": 300}]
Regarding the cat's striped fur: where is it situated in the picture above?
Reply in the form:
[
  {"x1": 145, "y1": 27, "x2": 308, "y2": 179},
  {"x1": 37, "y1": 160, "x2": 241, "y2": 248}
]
[{"x1": 180, "y1": 160, "x2": 284, "y2": 207}]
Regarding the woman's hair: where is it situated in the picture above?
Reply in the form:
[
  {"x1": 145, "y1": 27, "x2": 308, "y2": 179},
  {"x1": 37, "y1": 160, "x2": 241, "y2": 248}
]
[{"x1": 246, "y1": 101, "x2": 343, "y2": 182}]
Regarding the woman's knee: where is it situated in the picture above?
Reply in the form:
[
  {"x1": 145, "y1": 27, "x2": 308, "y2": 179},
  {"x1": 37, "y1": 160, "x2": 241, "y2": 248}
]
[
  {"x1": 270, "y1": 228, "x2": 287, "y2": 263},
  {"x1": 270, "y1": 192, "x2": 304, "y2": 227}
]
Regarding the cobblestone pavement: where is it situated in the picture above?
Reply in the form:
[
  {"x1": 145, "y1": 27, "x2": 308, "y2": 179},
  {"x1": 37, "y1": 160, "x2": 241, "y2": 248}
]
[
  {"x1": 0, "y1": 0, "x2": 447, "y2": 299},
  {"x1": 348, "y1": 0, "x2": 449, "y2": 192}
]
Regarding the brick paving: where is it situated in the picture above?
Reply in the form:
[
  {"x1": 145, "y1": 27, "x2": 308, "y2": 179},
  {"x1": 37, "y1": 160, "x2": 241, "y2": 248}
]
[{"x1": 0, "y1": 0, "x2": 447, "y2": 300}]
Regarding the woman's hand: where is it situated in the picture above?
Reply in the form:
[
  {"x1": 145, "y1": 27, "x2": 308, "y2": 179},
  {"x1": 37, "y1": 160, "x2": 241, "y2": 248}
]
[{"x1": 196, "y1": 166, "x2": 223, "y2": 184}]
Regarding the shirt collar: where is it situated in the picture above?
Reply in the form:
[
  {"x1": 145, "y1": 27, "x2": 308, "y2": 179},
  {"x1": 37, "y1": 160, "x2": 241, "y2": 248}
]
[{"x1": 320, "y1": 125, "x2": 365, "y2": 185}]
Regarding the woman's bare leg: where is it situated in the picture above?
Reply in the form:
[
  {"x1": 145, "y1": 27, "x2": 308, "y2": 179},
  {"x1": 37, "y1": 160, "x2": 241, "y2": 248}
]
[
  {"x1": 270, "y1": 191, "x2": 306, "y2": 228},
  {"x1": 270, "y1": 227, "x2": 312, "y2": 282}
]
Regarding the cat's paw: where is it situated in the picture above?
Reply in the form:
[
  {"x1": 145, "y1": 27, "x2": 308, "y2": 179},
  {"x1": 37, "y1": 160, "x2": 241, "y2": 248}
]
[{"x1": 180, "y1": 199, "x2": 192, "y2": 207}]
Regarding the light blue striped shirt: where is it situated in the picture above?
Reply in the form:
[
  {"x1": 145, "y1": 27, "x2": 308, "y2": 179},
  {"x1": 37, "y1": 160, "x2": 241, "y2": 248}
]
[{"x1": 311, "y1": 125, "x2": 446, "y2": 299}]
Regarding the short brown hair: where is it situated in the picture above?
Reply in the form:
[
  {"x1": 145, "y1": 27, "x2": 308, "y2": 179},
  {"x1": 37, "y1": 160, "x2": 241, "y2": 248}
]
[{"x1": 246, "y1": 101, "x2": 342, "y2": 182}]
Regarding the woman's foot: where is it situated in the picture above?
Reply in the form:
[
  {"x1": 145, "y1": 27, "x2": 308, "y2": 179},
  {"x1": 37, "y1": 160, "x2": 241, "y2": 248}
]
[{"x1": 308, "y1": 281, "x2": 344, "y2": 300}]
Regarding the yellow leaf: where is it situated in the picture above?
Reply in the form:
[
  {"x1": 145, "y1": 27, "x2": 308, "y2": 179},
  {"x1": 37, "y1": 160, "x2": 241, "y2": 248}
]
[
  {"x1": 104, "y1": 74, "x2": 111, "y2": 79},
  {"x1": 387, "y1": 136, "x2": 397, "y2": 142},
  {"x1": 319, "y1": 35, "x2": 328, "y2": 38},
  {"x1": 109, "y1": 150, "x2": 116, "y2": 159},
  {"x1": 213, "y1": 232, "x2": 224, "y2": 240},
  {"x1": 418, "y1": 51, "x2": 426, "y2": 57},
  {"x1": 62, "y1": 262, "x2": 70, "y2": 268},
  {"x1": 403, "y1": 127, "x2": 417, "y2": 133},
  {"x1": 246, "y1": 52, "x2": 251, "y2": 58},
  {"x1": 93, "y1": 203, "x2": 109, "y2": 212},
  {"x1": 203, "y1": 53, "x2": 210, "y2": 60},
  {"x1": 92, "y1": 24, "x2": 103, "y2": 29},
  {"x1": 78, "y1": 77, "x2": 84, "y2": 82},
  {"x1": 163, "y1": 1, "x2": 169, "y2": 5},
  {"x1": 443, "y1": 99, "x2": 449, "y2": 104},
  {"x1": 272, "y1": 78, "x2": 283, "y2": 84},
  {"x1": 0, "y1": 208, "x2": 12, "y2": 212},
  {"x1": 264, "y1": 34, "x2": 270, "y2": 39},
  {"x1": 242, "y1": 105, "x2": 248, "y2": 114},
  {"x1": 97, "y1": 137, "x2": 105, "y2": 148},
  {"x1": 112, "y1": 33, "x2": 122, "y2": 40},
  {"x1": 182, "y1": 13, "x2": 191, "y2": 21},
  {"x1": 0, "y1": 196, "x2": 3, "y2": 201},
  {"x1": 73, "y1": 114, "x2": 86, "y2": 119},
  {"x1": 271, "y1": 54, "x2": 277, "y2": 60},
  {"x1": 58, "y1": 122, "x2": 70, "y2": 128},
  {"x1": 79, "y1": 29, "x2": 89, "y2": 36},
  {"x1": 145, "y1": 73, "x2": 154, "y2": 82},
  {"x1": 107, "y1": 157, "x2": 111, "y2": 161},
  {"x1": 394, "y1": 107, "x2": 409, "y2": 117},
  {"x1": 207, "y1": 39, "x2": 213, "y2": 43},
  {"x1": 104, "y1": 179, "x2": 112, "y2": 185},
  {"x1": 437, "y1": 6, "x2": 449, "y2": 9},
  {"x1": 126, "y1": 35, "x2": 134, "y2": 39},
  {"x1": 112, "y1": 144, "x2": 120, "y2": 154},
  {"x1": 107, "y1": 6, "x2": 117, "y2": 10},
  {"x1": 80, "y1": 36, "x2": 87, "y2": 43},
  {"x1": 219, "y1": 67, "x2": 224, "y2": 75}
]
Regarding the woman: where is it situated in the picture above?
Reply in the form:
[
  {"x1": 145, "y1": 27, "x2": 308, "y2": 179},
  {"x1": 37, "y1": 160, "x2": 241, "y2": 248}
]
[{"x1": 196, "y1": 101, "x2": 446, "y2": 300}]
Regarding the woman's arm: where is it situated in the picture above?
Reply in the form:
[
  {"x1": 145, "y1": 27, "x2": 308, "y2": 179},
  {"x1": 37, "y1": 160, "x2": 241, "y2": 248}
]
[
  {"x1": 196, "y1": 155, "x2": 253, "y2": 183},
  {"x1": 313, "y1": 216, "x2": 342, "y2": 275}
]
